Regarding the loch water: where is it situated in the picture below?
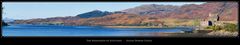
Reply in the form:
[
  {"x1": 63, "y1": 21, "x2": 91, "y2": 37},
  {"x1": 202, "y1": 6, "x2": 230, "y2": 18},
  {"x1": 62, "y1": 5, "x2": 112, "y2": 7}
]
[{"x1": 2, "y1": 24, "x2": 194, "y2": 36}]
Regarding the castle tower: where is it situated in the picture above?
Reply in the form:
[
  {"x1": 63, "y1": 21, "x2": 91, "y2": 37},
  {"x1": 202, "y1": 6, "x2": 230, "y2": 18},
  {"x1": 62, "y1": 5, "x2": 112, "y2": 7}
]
[
  {"x1": 208, "y1": 13, "x2": 220, "y2": 26},
  {"x1": 209, "y1": 13, "x2": 219, "y2": 21}
]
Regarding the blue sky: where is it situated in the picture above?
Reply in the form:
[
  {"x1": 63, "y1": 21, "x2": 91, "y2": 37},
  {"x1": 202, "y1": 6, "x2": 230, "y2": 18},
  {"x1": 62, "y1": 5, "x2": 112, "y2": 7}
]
[{"x1": 2, "y1": 2, "x2": 206, "y2": 20}]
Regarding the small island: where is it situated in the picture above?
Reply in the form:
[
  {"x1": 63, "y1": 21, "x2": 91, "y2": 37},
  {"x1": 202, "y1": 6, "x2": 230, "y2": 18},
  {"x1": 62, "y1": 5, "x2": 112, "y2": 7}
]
[{"x1": 2, "y1": 21, "x2": 9, "y2": 26}]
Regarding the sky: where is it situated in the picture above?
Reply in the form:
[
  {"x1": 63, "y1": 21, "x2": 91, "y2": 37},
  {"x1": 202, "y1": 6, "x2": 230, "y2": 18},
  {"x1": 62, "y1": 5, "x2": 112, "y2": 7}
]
[{"x1": 2, "y1": 2, "x2": 206, "y2": 20}]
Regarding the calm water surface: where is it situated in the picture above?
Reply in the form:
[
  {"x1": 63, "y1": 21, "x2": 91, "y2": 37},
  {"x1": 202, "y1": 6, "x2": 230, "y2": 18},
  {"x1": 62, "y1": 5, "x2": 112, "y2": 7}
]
[{"x1": 2, "y1": 24, "x2": 194, "y2": 36}]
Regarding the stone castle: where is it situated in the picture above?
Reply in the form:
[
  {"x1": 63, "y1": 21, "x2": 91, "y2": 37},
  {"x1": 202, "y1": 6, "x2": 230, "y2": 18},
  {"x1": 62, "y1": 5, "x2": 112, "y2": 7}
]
[{"x1": 199, "y1": 13, "x2": 222, "y2": 30}]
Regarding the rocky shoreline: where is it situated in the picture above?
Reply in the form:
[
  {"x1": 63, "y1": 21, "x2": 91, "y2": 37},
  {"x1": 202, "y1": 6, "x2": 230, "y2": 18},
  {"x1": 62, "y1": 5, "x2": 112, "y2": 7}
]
[
  {"x1": 139, "y1": 30, "x2": 238, "y2": 37},
  {"x1": 207, "y1": 30, "x2": 238, "y2": 37}
]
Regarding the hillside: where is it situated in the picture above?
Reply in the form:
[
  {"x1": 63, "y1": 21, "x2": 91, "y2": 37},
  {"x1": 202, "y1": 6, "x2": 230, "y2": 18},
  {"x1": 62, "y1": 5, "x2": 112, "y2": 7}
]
[
  {"x1": 122, "y1": 4, "x2": 180, "y2": 15},
  {"x1": 12, "y1": 2, "x2": 238, "y2": 26},
  {"x1": 76, "y1": 10, "x2": 113, "y2": 18},
  {"x1": 122, "y1": 2, "x2": 238, "y2": 21}
]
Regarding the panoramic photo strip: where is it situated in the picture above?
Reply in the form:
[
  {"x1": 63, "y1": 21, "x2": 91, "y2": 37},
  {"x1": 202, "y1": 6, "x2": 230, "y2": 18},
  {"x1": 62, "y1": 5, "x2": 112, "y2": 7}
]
[{"x1": 2, "y1": 2, "x2": 238, "y2": 37}]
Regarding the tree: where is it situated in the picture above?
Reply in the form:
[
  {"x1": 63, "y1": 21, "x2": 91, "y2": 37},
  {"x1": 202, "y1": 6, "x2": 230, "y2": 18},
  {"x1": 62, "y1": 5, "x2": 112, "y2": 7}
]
[
  {"x1": 140, "y1": 22, "x2": 149, "y2": 26},
  {"x1": 193, "y1": 20, "x2": 200, "y2": 26},
  {"x1": 2, "y1": 7, "x2": 9, "y2": 26},
  {"x1": 212, "y1": 25, "x2": 221, "y2": 31},
  {"x1": 224, "y1": 23, "x2": 237, "y2": 32},
  {"x1": 205, "y1": 25, "x2": 221, "y2": 31}
]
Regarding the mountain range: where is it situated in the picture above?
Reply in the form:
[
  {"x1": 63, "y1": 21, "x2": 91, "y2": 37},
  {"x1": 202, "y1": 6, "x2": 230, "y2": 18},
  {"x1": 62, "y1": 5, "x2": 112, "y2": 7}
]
[
  {"x1": 12, "y1": 2, "x2": 238, "y2": 26},
  {"x1": 3, "y1": 17, "x2": 15, "y2": 22},
  {"x1": 76, "y1": 10, "x2": 113, "y2": 18}
]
